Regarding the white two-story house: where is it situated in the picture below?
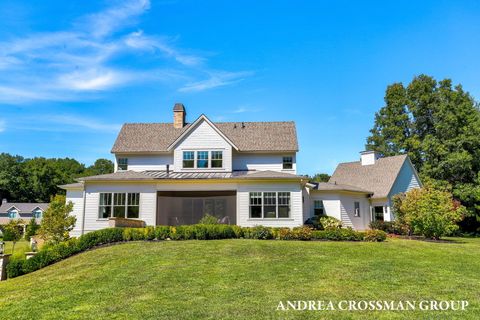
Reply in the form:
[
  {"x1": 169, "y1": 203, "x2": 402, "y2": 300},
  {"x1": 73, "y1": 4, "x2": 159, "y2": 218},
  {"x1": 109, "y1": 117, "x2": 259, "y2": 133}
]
[
  {"x1": 61, "y1": 103, "x2": 422, "y2": 236},
  {"x1": 63, "y1": 104, "x2": 305, "y2": 236}
]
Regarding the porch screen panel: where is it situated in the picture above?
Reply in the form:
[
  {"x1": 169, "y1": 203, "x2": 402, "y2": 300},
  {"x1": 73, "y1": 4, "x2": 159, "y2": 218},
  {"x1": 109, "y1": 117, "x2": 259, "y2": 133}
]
[{"x1": 157, "y1": 191, "x2": 236, "y2": 226}]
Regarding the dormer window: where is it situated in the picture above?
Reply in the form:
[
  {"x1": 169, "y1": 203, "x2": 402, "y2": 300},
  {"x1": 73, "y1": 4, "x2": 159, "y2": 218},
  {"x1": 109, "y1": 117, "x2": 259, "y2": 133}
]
[
  {"x1": 183, "y1": 151, "x2": 194, "y2": 168},
  {"x1": 282, "y1": 156, "x2": 293, "y2": 170},
  {"x1": 197, "y1": 151, "x2": 209, "y2": 168},
  {"x1": 118, "y1": 158, "x2": 128, "y2": 171},
  {"x1": 211, "y1": 151, "x2": 223, "y2": 168},
  {"x1": 8, "y1": 209, "x2": 17, "y2": 219},
  {"x1": 33, "y1": 209, "x2": 43, "y2": 218}
]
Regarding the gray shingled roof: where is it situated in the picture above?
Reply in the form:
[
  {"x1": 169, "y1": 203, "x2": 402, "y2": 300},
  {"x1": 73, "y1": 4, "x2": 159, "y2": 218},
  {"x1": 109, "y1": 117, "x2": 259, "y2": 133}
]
[
  {"x1": 329, "y1": 154, "x2": 408, "y2": 199},
  {"x1": 78, "y1": 170, "x2": 304, "y2": 181},
  {"x1": 111, "y1": 121, "x2": 298, "y2": 153},
  {"x1": 0, "y1": 202, "x2": 49, "y2": 213},
  {"x1": 312, "y1": 182, "x2": 373, "y2": 193}
]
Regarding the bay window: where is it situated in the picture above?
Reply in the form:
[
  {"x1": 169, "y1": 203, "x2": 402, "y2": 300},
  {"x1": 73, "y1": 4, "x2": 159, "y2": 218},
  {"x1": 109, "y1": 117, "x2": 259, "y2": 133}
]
[
  {"x1": 249, "y1": 192, "x2": 291, "y2": 218},
  {"x1": 99, "y1": 193, "x2": 140, "y2": 219}
]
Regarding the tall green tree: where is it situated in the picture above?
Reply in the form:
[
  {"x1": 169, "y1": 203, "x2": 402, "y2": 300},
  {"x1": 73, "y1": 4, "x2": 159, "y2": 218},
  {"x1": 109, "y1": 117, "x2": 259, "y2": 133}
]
[
  {"x1": 83, "y1": 158, "x2": 114, "y2": 176},
  {"x1": 367, "y1": 75, "x2": 480, "y2": 232},
  {"x1": 39, "y1": 195, "x2": 76, "y2": 244}
]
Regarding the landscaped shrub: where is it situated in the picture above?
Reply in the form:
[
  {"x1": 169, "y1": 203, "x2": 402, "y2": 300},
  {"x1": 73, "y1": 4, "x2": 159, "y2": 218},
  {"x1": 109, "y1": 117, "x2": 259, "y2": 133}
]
[
  {"x1": 311, "y1": 228, "x2": 365, "y2": 241},
  {"x1": 24, "y1": 218, "x2": 40, "y2": 241},
  {"x1": 155, "y1": 226, "x2": 171, "y2": 240},
  {"x1": 231, "y1": 225, "x2": 244, "y2": 238},
  {"x1": 277, "y1": 228, "x2": 294, "y2": 240},
  {"x1": 243, "y1": 226, "x2": 274, "y2": 240},
  {"x1": 6, "y1": 258, "x2": 25, "y2": 278},
  {"x1": 76, "y1": 228, "x2": 124, "y2": 251},
  {"x1": 318, "y1": 216, "x2": 342, "y2": 230},
  {"x1": 198, "y1": 214, "x2": 218, "y2": 225},
  {"x1": 363, "y1": 229, "x2": 387, "y2": 242},
  {"x1": 292, "y1": 226, "x2": 313, "y2": 240}
]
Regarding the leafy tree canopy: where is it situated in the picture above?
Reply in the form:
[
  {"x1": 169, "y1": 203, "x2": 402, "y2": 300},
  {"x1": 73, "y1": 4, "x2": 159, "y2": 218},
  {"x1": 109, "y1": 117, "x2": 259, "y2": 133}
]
[
  {"x1": 308, "y1": 173, "x2": 331, "y2": 183},
  {"x1": 0, "y1": 153, "x2": 113, "y2": 203},
  {"x1": 367, "y1": 74, "x2": 480, "y2": 232}
]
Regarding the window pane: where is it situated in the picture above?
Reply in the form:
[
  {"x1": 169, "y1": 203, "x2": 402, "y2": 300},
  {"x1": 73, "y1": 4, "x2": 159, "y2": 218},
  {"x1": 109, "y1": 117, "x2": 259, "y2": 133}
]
[
  {"x1": 118, "y1": 158, "x2": 128, "y2": 171},
  {"x1": 99, "y1": 206, "x2": 111, "y2": 219},
  {"x1": 264, "y1": 192, "x2": 276, "y2": 205},
  {"x1": 264, "y1": 206, "x2": 276, "y2": 218},
  {"x1": 99, "y1": 193, "x2": 111, "y2": 206},
  {"x1": 197, "y1": 151, "x2": 209, "y2": 168},
  {"x1": 278, "y1": 206, "x2": 290, "y2": 218},
  {"x1": 114, "y1": 193, "x2": 126, "y2": 206},
  {"x1": 278, "y1": 192, "x2": 290, "y2": 205},
  {"x1": 250, "y1": 206, "x2": 262, "y2": 218},
  {"x1": 211, "y1": 151, "x2": 223, "y2": 168},
  {"x1": 249, "y1": 192, "x2": 262, "y2": 205},
  {"x1": 128, "y1": 193, "x2": 139, "y2": 206},
  {"x1": 113, "y1": 206, "x2": 125, "y2": 218},
  {"x1": 127, "y1": 206, "x2": 139, "y2": 218},
  {"x1": 282, "y1": 156, "x2": 293, "y2": 169}
]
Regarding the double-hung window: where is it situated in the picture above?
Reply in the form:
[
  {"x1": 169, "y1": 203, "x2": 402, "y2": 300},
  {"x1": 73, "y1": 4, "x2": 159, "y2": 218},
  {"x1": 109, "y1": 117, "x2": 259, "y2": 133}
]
[
  {"x1": 183, "y1": 151, "x2": 194, "y2": 168},
  {"x1": 117, "y1": 158, "x2": 128, "y2": 171},
  {"x1": 197, "y1": 151, "x2": 209, "y2": 168},
  {"x1": 211, "y1": 151, "x2": 223, "y2": 168},
  {"x1": 249, "y1": 192, "x2": 291, "y2": 218},
  {"x1": 99, "y1": 193, "x2": 140, "y2": 219},
  {"x1": 249, "y1": 192, "x2": 262, "y2": 218},
  {"x1": 282, "y1": 156, "x2": 293, "y2": 170},
  {"x1": 314, "y1": 200, "x2": 325, "y2": 216},
  {"x1": 354, "y1": 202, "x2": 360, "y2": 217},
  {"x1": 99, "y1": 193, "x2": 112, "y2": 219}
]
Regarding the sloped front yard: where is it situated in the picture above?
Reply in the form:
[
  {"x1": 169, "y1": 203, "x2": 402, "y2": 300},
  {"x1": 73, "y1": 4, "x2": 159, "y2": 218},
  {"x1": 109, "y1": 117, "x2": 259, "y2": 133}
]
[{"x1": 0, "y1": 238, "x2": 479, "y2": 319}]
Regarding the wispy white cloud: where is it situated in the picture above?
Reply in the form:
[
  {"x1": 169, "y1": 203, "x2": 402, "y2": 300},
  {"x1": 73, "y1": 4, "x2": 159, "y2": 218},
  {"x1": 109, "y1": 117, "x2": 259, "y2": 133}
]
[
  {"x1": 6, "y1": 114, "x2": 121, "y2": 133},
  {"x1": 0, "y1": 0, "x2": 251, "y2": 103},
  {"x1": 231, "y1": 105, "x2": 262, "y2": 113},
  {"x1": 179, "y1": 70, "x2": 253, "y2": 92}
]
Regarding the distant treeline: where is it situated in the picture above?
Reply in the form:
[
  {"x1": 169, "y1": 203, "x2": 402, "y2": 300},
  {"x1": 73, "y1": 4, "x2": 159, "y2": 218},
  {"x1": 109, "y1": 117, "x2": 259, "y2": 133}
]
[{"x1": 0, "y1": 153, "x2": 113, "y2": 203}]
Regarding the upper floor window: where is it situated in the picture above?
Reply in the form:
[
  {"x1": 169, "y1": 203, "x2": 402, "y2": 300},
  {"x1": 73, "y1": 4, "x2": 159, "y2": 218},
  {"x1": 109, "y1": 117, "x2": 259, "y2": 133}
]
[
  {"x1": 33, "y1": 209, "x2": 42, "y2": 219},
  {"x1": 354, "y1": 202, "x2": 360, "y2": 217},
  {"x1": 99, "y1": 192, "x2": 140, "y2": 219},
  {"x1": 183, "y1": 151, "x2": 195, "y2": 168},
  {"x1": 118, "y1": 158, "x2": 128, "y2": 171},
  {"x1": 7, "y1": 209, "x2": 17, "y2": 219},
  {"x1": 182, "y1": 150, "x2": 223, "y2": 169},
  {"x1": 211, "y1": 151, "x2": 223, "y2": 168},
  {"x1": 282, "y1": 156, "x2": 293, "y2": 170},
  {"x1": 249, "y1": 192, "x2": 291, "y2": 219},
  {"x1": 197, "y1": 151, "x2": 209, "y2": 168},
  {"x1": 314, "y1": 200, "x2": 325, "y2": 216}
]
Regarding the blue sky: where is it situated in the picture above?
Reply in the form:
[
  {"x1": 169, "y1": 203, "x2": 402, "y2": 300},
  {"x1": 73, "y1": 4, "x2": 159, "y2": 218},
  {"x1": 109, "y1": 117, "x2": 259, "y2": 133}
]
[{"x1": 1, "y1": 0, "x2": 479, "y2": 175}]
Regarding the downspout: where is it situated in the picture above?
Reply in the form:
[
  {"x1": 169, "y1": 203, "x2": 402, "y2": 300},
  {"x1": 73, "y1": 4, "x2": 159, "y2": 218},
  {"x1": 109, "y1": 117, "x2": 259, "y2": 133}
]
[{"x1": 81, "y1": 185, "x2": 87, "y2": 236}]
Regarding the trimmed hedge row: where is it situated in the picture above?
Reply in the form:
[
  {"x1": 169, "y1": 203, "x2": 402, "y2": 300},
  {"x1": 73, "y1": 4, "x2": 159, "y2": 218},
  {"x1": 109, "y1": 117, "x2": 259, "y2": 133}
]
[{"x1": 6, "y1": 225, "x2": 386, "y2": 279}]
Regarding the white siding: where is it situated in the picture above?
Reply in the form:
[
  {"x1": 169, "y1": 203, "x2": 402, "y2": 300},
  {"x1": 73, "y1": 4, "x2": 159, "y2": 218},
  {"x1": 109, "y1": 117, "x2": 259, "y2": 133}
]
[
  {"x1": 308, "y1": 191, "x2": 370, "y2": 230},
  {"x1": 115, "y1": 154, "x2": 173, "y2": 172},
  {"x1": 388, "y1": 159, "x2": 421, "y2": 199},
  {"x1": 173, "y1": 120, "x2": 233, "y2": 172},
  {"x1": 66, "y1": 190, "x2": 85, "y2": 237},
  {"x1": 237, "y1": 182, "x2": 303, "y2": 228},
  {"x1": 339, "y1": 194, "x2": 370, "y2": 230},
  {"x1": 232, "y1": 151, "x2": 297, "y2": 174},
  {"x1": 82, "y1": 183, "x2": 157, "y2": 234}
]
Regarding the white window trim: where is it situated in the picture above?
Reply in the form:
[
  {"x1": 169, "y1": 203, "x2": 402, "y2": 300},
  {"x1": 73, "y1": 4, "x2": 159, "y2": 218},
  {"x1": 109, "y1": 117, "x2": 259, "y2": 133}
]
[
  {"x1": 182, "y1": 150, "x2": 224, "y2": 169},
  {"x1": 97, "y1": 192, "x2": 140, "y2": 220},
  {"x1": 282, "y1": 156, "x2": 293, "y2": 170},
  {"x1": 117, "y1": 158, "x2": 128, "y2": 171},
  {"x1": 249, "y1": 191, "x2": 291, "y2": 219}
]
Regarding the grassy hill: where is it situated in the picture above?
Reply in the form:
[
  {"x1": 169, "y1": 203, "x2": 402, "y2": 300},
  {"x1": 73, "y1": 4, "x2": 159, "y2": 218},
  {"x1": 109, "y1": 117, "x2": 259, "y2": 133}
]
[{"x1": 0, "y1": 238, "x2": 479, "y2": 319}]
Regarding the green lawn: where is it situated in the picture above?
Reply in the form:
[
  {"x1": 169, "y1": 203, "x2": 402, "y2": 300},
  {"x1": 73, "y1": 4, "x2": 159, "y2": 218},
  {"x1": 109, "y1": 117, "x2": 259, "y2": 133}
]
[
  {"x1": 1, "y1": 240, "x2": 31, "y2": 259},
  {"x1": 0, "y1": 238, "x2": 479, "y2": 319}
]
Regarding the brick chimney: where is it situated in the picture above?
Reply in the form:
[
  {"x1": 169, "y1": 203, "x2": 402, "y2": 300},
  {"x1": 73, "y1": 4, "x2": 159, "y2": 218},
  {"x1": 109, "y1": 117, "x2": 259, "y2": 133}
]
[{"x1": 173, "y1": 103, "x2": 186, "y2": 129}]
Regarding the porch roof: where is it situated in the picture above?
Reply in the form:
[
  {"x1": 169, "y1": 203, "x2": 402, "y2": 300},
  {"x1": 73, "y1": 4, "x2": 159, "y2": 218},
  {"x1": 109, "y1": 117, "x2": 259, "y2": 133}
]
[
  {"x1": 311, "y1": 182, "x2": 373, "y2": 194},
  {"x1": 77, "y1": 170, "x2": 305, "y2": 182}
]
